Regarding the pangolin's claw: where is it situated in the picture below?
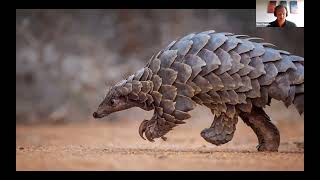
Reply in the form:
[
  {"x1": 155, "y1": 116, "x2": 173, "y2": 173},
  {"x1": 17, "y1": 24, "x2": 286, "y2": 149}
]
[
  {"x1": 256, "y1": 144, "x2": 261, "y2": 150},
  {"x1": 161, "y1": 136, "x2": 167, "y2": 141},
  {"x1": 139, "y1": 120, "x2": 148, "y2": 140},
  {"x1": 145, "y1": 131, "x2": 155, "y2": 142}
]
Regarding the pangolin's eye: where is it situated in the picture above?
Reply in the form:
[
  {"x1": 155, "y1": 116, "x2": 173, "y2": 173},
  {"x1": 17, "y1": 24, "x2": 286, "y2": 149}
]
[
  {"x1": 110, "y1": 99, "x2": 118, "y2": 106},
  {"x1": 110, "y1": 99, "x2": 115, "y2": 105}
]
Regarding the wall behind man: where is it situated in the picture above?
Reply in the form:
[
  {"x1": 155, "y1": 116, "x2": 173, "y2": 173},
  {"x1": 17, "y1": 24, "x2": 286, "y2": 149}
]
[{"x1": 256, "y1": 0, "x2": 304, "y2": 27}]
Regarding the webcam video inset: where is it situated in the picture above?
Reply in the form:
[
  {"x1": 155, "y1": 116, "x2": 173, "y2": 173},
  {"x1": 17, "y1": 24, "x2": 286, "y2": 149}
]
[{"x1": 256, "y1": 0, "x2": 304, "y2": 28}]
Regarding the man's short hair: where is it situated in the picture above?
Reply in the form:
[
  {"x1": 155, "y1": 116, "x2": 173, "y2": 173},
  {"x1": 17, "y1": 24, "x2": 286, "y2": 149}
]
[{"x1": 274, "y1": 4, "x2": 288, "y2": 17}]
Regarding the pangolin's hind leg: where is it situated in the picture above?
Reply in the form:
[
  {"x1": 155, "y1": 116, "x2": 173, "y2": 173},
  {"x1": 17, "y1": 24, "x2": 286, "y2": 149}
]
[
  {"x1": 239, "y1": 106, "x2": 280, "y2": 152},
  {"x1": 200, "y1": 111, "x2": 238, "y2": 145}
]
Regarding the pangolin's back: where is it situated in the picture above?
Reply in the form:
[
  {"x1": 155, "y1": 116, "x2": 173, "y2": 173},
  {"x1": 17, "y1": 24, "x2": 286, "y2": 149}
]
[{"x1": 130, "y1": 30, "x2": 304, "y2": 120}]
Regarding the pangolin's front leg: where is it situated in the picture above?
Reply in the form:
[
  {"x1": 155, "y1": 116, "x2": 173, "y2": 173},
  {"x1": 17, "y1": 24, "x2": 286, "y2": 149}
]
[
  {"x1": 201, "y1": 111, "x2": 238, "y2": 145},
  {"x1": 239, "y1": 106, "x2": 280, "y2": 152},
  {"x1": 139, "y1": 112, "x2": 178, "y2": 142}
]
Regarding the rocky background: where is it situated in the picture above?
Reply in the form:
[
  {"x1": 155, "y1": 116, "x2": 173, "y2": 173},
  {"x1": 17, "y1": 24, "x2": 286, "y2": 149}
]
[{"x1": 16, "y1": 9, "x2": 304, "y2": 124}]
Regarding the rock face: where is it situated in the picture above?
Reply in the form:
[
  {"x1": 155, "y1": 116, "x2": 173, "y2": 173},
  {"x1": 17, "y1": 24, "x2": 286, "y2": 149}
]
[{"x1": 93, "y1": 30, "x2": 304, "y2": 152}]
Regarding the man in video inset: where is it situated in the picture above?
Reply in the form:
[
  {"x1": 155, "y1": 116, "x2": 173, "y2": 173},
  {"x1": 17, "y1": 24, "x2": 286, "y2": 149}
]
[{"x1": 267, "y1": 4, "x2": 297, "y2": 28}]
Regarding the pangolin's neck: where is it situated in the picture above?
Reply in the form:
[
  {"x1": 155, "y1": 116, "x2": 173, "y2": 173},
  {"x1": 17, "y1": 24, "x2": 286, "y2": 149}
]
[
  {"x1": 114, "y1": 67, "x2": 155, "y2": 111},
  {"x1": 125, "y1": 81, "x2": 154, "y2": 111}
]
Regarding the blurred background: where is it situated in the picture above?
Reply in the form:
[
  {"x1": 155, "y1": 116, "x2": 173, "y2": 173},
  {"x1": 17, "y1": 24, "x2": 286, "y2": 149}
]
[{"x1": 16, "y1": 9, "x2": 304, "y2": 124}]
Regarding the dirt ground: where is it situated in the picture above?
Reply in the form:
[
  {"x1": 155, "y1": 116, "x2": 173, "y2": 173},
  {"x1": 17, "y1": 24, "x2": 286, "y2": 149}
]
[{"x1": 16, "y1": 107, "x2": 304, "y2": 171}]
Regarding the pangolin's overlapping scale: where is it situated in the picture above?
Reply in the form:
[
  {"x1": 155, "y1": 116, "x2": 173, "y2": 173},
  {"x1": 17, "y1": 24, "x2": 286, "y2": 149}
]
[
  {"x1": 138, "y1": 91, "x2": 148, "y2": 103},
  {"x1": 171, "y1": 62, "x2": 192, "y2": 83},
  {"x1": 236, "y1": 76, "x2": 252, "y2": 92},
  {"x1": 131, "y1": 80, "x2": 143, "y2": 94},
  {"x1": 258, "y1": 63, "x2": 278, "y2": 85},
  {"x1": 290, "y1": 55, "x2": 304, "y2": 62},
  {"x1": 192, "y1": 75, "x2": 213, "y2": 93},
  {"x1": 197, "y1": 48, "x2": 221, "y2": 76},
  {"x1": 192, "y1": 96, "x2": 204, "y2": 105},
  {"x1": 225, "y1": 105, "x2": 236, "y2": 118},
  {"x1": 207, "y1": 90, "x2": 222, "y2": 103},
  {"x1": 197, "y1": 92, "x2": 214, "y2": 104},
  {"x1": 171, "y1": 39, "x2": 193, "y2": 62},
  {"x1": 233, "y1": 39, "x2": 255, "y2": 54},
  {"x1": 173, "y1": 110, "x2": 191, "y2": 120},
  {"x1": 227, "y1": 51, "x2": 244, "y2": 75},
  {"x1": 151, "y1": 75, "x2": 162, "y2": 92},
  {"x1": 273, "y1": 55, "x2": 297, "y2": 73},
  {"x1": 150, "y1": 91, "x2": 162, "y2": 106},
  {"x1": 217, "y1": 103, "x2": 227, "y2": 114},
  {"x1": 245, "y1": 79, "x2": 261, "y2": 98},
  {"x1": 140, "y1": 81, "x2": 152, "y2": 93},
  {"x1": 268, "y1": 73, "x2": 291, "y2": 101},
  {"x1": 261, "y1": 47, "x2": 282, "y2": 63},
  {"x1": 231, "y1": 73, "x2": 244, "y2": 89},
  {"x1": 203, "y1": 73, "x2": 224, "y2": 91},
  {"x1": 213, "y1": 48, "x2": 233, "y2": 75},
  {"x1": 183, "y1": 54, "x2": 207, "y2": 80},
  {"x1": 159, "y1": 50, "x2": 178, "y2": 68},
  {"x1": 236, "y1": 99, "x2": 252, "y2": 113},
  {"x1": 174, "y1": 82, "x2": 195, "y2": 97},
  {"x1": 248, "y1": 57, "x2": 266, "y2": 79},
  {"x1": 157, "y1": 68, "x2": 178, "y2": 85},
  {"x1": 227, "y1": 90, "x2": 240, "y2": 105},
  {"x1": 237, "y1": 93, "x2": 247, "y2": 104},
  {"x1": 158, "y1": 85, "x2": 177, "y2": 100},
  {"x1": 287, "y1": 63, "x2": 304, "y2": 84},
  {"x1": 219, "y1": 72, "x2": 236, "y2": 91},
  {"x1": 204, "y1": 33, "x2": 228, "y2": 52},
  {"x1": 140, "y1": 68, "x2": 150, "y2": 81},
  {"x1": 252, "y1": 86, "x2": 269, "y2": 108},
  {"x1": 155, "y1": 106, "x2": 163, "y2": 116},
  {"x1": 220, "y1": 36, "x2": 241, "y2": 52},
  {"x1": 217, "y1": 91, "x2": 231, "y2": 104},
  {"x1": 162, "y1": 113, "x2": 179, "y2": 124},
  {"x1": 187, "y1": 81, "x2": 202, "y2": 95},
  {"x1": 148, "y1": 58, "x2": 161, "y2": 74},
  {"x1": 187, "y1": 33, "x2": 211, "y2": 55},
  {"x1": 249, "y1": 42, "x2": 266, "y2": 58},
  {"x1": 160, "y1": 99, "x2": 176, "y2": 114},
  {"x1": 175, "y1": 95, "x2": 197, "y2": 112},
  {"x1": 146, "y1": 94, "x2": 154, "y2": 106},
  {"x1": 128, "y1": 92, "x2": 139, "y2": 101}
]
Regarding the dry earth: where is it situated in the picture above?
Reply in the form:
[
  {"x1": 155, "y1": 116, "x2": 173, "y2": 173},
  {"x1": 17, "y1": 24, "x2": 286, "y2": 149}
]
[{"x1": 16, "y1": 102, "x2": 304, "y2": 171}]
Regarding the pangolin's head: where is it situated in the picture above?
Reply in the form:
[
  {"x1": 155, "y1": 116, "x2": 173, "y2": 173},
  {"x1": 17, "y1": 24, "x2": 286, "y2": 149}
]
[{"x1": 93, "y1": 80, "x2": 134, "y2": 119}]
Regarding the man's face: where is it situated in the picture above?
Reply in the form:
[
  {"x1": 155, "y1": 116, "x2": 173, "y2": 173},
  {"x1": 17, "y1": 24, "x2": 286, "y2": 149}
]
[{"x1": 276, "y1": 7, "x2": 287, "y2": 22}]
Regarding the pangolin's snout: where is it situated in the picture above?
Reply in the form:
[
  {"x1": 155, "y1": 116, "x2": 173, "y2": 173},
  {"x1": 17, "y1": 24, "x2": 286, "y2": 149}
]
[
  {"x1": 93, "y1": 111, "x2": 109, "y2": 119},
  {"x1": 92, "y1": 112, "x2": 99, "y2": 118}
]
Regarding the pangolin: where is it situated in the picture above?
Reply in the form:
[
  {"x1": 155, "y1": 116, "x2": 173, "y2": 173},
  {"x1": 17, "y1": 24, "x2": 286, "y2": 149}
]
[{"x1": 93, "y1": 30, "x2": 304, "y2": 152}]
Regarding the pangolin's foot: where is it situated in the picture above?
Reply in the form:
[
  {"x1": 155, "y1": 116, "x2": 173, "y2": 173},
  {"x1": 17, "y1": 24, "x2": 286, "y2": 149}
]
[
  {"x1": 239, "y1": 106, "x2": 280, "y2": 152},
  {"x1": 200, "y1": 113, "x2": 238, "y2": 146},
  {"x1": 200, "y1": 128, "x2": 234, "y2": 145},
  {"x1": 138, "y1": 119, "x2": 172, "y2": 142},
  {"x1": 256, "y1": 142, "x2": 279, "y2": 152}
]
